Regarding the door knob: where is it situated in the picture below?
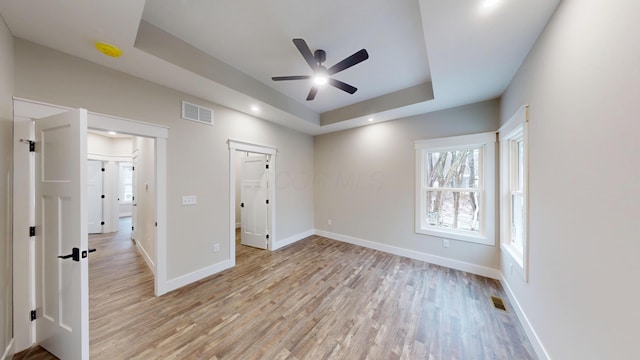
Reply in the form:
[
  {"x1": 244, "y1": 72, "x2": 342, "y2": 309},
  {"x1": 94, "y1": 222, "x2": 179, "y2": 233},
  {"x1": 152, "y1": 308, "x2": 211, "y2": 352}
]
[
  {"x1": 58, "y1": 247, "x2": 96, "y2": 262},
  {"x1": 58, "y1": 248, "x2": 80, "y2": 261}
]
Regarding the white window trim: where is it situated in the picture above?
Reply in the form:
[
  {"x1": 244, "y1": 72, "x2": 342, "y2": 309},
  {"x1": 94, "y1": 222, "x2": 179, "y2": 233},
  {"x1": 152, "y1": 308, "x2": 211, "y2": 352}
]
[
  {"x1": 118, "y1": 161, "x2": 133, "y2": 205},
  {"x1": 414, "y1": 132, "x2": 496, "y2": 245},
  {"x1": 499, "y1": 105, "x2": 529, "y2": 280}
]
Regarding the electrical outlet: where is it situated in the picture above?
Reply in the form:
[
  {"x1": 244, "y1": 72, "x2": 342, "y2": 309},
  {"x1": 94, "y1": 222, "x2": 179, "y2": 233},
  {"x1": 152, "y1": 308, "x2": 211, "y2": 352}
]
[
  {"x1": 182, "y1": 195, "x2": 197, "y2": 206},
  {"x1": 213, "y1": 243, "x2": 220, "y2": 253},
  {"x1": 442, "y1": 239, "x2": 450, "y2": 248}
]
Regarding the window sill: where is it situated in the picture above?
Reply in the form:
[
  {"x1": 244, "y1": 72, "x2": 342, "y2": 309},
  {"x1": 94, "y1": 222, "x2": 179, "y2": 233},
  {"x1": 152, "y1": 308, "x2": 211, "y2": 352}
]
[
  {"x1": 501, "y1": 243, "x2": 528, "y2": 282},
  {"x1": 417, "y1": 227, "x2": 494, "y2": 246}
]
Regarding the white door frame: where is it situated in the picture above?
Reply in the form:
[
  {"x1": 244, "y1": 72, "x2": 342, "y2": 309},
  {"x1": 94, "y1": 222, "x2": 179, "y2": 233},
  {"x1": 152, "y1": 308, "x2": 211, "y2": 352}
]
[
  {"x1": 228, "y1": 140, "x2": 277, "y2": 260},
  {"x1": 12, "y1": 97, "x2": 169, "y2": 352}
]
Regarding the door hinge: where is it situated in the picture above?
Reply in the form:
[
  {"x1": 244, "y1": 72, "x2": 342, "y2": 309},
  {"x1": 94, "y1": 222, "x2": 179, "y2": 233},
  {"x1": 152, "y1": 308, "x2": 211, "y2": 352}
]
[
  {"x1": 132, "y1": 226, "x2": 135, "y2": 231},
  {"x1": 30, "y1": 310, "x2": 36, "y2": 321},
  {"x1": 265, "y1": 164, "x2": 269, "y2": 169},
  {"x1": 132, "y1": 166, "x2": 135, "y2": 171},
  {"x1": 240, "y1": 202, "x2": 245, "y2": 208},
  {"x1": 101, "y1": 194, "x2": 105, "y2": 199},
  {"x1": 266, "y1": 199, "x2": 269, "y2": 205},
  {"x1": 101, "y1": 168, "x2": 105, "y2": 172},
  {"x1": 20, "y1": 139, "x2": 35, "y2": 152},
  {"x1": 266, "y1": 234, "x2": 269, "y2": 239},
  {"x1": 29, "y1": 226, "x2": 36, "y2": 237},
  {"x1": 155, "y1": 222, "x2": 158, "y2": 227},
  {"x1": 100, "y1": 221, "x2": 105, "y2": 226}
]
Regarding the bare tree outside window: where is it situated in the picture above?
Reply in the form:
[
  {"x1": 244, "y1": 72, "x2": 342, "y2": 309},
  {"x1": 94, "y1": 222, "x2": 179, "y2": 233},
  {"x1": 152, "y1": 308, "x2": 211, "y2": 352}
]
[{"x1": 425, "y1": 148, "x2": 481, "y2": 233}]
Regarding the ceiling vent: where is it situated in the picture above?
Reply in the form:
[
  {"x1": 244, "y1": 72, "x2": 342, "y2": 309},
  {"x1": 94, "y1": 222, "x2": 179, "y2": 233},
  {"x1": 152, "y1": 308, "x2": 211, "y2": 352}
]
[{"x1": 182, "y1": 101, "x2": 214, "y2": 125}]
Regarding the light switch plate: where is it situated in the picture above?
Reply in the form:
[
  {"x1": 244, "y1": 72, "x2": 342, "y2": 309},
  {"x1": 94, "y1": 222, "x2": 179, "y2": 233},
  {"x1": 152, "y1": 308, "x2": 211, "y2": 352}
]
[{"x1": 182, "y1": 195, "x2": 197, "y2": 206}]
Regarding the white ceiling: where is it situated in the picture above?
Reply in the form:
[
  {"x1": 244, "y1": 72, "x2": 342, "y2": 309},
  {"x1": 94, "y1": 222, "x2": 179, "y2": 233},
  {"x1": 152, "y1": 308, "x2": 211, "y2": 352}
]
[{"x1": 0, "y1": 0, "x2": 559, "y2": 135}]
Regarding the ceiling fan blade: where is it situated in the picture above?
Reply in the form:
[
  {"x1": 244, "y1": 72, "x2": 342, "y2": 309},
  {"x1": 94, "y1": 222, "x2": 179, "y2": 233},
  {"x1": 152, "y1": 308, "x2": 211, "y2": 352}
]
[
  {"x1": 272, "y1": 75, "x2": 312, "y2": 81},
  {"x1": 327, "y1": 49, "x2": 369, "y2": 75},
  {"x1": 293, "y1": 38, "x2": 318, "y2": 70},
  {"x1": 329, "y1": 79, "x2": 357, "y2": 94},
  {"x1": 306, "y1": 86, "x2": 319, "y2": 101}
]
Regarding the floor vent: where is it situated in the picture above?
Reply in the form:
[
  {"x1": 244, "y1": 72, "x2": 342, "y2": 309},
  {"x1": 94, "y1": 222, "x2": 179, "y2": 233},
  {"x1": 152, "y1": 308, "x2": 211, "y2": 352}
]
[
  {"x1": 182, "y1": 101, "x2": 214, "y2": 125},
  {"x1": 490, "y1": 296, "x2": 507, "y2": 311}
]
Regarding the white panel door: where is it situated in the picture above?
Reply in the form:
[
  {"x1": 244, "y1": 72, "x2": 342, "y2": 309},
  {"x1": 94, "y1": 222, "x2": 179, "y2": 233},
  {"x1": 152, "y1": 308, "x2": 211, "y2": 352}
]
[
  {"x1": 35, "y1": 108, "x2": 90, "y2": 360},
  {"x1": 87, "y1": 160, "x2": 103, "y2": 234},
  {"x1": 131, "y1": 150, "x2": 138, "y2": 241},
  {"x1": 240, "y1": 155, "x2": 269, "y2": 249}
]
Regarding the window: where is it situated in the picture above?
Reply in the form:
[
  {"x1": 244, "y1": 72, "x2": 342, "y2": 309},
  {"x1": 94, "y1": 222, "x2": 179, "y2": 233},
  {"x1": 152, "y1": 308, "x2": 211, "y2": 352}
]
[
  {"x1": 415, "y1": 132, "x2": 496, "y2": 245},
  {"x1": 119, "y1": 162, "x2": 133, "y2": 204},
  {"x1": 500, "y1": 106, "x2": 528, "y2": 277}
]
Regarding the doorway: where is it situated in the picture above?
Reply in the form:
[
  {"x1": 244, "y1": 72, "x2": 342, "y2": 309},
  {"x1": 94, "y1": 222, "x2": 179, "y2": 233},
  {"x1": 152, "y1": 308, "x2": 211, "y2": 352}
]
[
  {"x1": 11, "y1": 98, "x2": 169, "y2": 353},
  {"x1": 228, "y1": 140, "x2": 277, "y2": 263}
]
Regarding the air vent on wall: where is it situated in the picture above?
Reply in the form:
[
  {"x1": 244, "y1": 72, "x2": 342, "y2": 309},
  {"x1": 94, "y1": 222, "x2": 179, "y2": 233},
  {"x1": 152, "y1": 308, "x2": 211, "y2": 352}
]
[{"x1": 182, "y1": 101, "x2": 214, "y2": 125}]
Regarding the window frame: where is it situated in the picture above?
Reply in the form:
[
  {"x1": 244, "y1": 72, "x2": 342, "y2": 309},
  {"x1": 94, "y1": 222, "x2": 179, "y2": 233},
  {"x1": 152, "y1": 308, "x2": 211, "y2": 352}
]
[
  {"x1": 118, "y1": 161, "x2": 133, "y2": 205},
  {"x1": 415, "y1": 132, "x2": 496, "y2": 245},
  {"x1": 499, "y1": 106, "x2": 529, "y2": 280}
]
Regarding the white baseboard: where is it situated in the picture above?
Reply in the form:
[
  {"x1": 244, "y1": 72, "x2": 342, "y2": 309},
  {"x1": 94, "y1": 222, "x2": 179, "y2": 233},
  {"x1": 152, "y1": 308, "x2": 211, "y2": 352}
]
[
  {"x1": 164, "y1": 259, "x2": 234, "y2": 294},
  {"x1": 314, "y1": 229, "x2": 501, "y2": 280},
  {"x1": 1, "y1": 338, "x2": 14, "y2": 360},
  {"x1": 135, "y1": 241, "x2": 155, "y2": 275},
  {"x1": 500, "y1": 275, "x2": 550, "y2": 360},
  {"x1": 272, "y1": 229, "x2": 315, "y2": 250}
]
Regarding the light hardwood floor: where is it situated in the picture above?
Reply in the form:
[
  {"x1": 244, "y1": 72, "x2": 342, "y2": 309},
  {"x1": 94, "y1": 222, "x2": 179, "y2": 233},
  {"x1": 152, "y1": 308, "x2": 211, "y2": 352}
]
[{"x1": 16, "y1": 219, "x2": 536, "y2": 359}]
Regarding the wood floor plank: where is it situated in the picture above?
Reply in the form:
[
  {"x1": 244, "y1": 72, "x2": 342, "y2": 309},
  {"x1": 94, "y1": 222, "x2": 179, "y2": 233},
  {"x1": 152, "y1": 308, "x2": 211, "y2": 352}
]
[{"x1": 14, "y1": 219, "x2": 536, "y2": 359}]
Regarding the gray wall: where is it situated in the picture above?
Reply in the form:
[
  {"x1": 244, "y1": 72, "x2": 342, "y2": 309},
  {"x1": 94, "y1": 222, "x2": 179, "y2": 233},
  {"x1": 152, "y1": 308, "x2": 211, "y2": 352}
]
[
  {"x1": 500, "y1": 0, "x2": 640, "y2": 358},
  {"x1": 14, "y1": 39, "x2": 314, "y2": 281},
  {"x1": 0, "y1": 16, "x2": 13, "y2": 359},
  {"x1": 133, "y1": 136, "x2": 156, "y2": 268},
  {"x1": 314, "y1": 100, "x2": 500, "y2": 270}
]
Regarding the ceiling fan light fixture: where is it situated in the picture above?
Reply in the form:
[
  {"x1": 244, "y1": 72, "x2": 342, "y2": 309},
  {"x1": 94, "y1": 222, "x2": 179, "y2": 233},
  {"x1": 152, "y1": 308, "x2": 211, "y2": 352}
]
[
  {"x1": 313, "y1": 74, "x2": 328, "y2": 86},
  {"x1": 313, "y1": 67, "x2": 329, "y2": 86}
]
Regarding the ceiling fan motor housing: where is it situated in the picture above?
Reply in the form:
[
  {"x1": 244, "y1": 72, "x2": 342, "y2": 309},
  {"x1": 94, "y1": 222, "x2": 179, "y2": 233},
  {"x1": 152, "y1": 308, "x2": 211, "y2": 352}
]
[{"x1": 314, "y1": 49, "x2": 326, "y2": 65}]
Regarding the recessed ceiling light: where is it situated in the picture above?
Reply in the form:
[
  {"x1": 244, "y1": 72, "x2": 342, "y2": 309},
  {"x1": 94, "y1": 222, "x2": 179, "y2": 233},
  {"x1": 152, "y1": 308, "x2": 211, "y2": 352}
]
[
  {"x1": 108, "y1": 131, "x2": 117, "y2": 135},
  {"x1": 368, "y1": 118, "x2": 374, "y2": 122},
  {"x1": 95, "y1": 42, "x2": 122, "y2": 58},
  {"x1": 479, "y1": 0, "x2": 502, "y2": 14},
  {"x1": 251, "y1": 105, "x2": 260, "y2": 112}
]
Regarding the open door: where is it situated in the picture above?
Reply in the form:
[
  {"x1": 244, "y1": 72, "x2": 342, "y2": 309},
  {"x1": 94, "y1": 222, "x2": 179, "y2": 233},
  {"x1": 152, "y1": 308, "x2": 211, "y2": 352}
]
[
  {"x1": 131, "y1": 150, "x2": 138, "y2": 241},
  {"x1": 87, "y1": 160, "x2": 103, "y2": 234},
  {"x1": 34, "y1": 108, "x2": 90, "y2": 360},
  {"x1": 240, "y1": 154, "x2": 269, "y2": 249}
]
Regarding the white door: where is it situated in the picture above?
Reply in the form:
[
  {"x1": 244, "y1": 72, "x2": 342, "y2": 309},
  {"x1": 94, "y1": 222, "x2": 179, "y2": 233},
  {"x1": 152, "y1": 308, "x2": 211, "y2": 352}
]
[
  {"x1": 131, "y1": 150, "x2": 138, "y2": 241},
  {"x1": 240, "y1": 154, "x2": 269, "y2": 249},
  {"x1": 35, "y1": 108, "x2": 90, "y2": 360},
  {"x1": 87, "y1": 160, "x2": 103, "y2": 234}
]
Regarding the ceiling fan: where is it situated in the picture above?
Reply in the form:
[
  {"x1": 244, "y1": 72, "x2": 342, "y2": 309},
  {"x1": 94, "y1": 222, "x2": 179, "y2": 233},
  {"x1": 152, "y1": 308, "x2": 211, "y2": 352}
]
[{"x1": 272, "y1": 38, "x2": 369, "y2": 101}]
